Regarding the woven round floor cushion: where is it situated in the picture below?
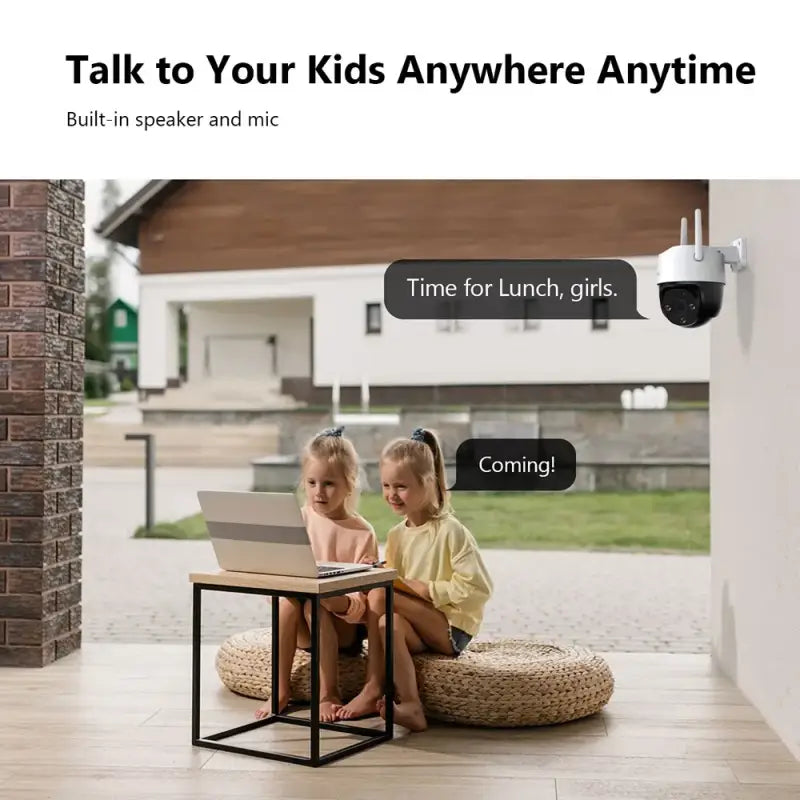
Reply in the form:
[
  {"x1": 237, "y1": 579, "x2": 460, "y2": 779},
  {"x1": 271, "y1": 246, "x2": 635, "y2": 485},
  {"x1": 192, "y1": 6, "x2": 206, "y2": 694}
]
[{"x1": 215, "y1": 628, "x2": 614, "y2": 727}]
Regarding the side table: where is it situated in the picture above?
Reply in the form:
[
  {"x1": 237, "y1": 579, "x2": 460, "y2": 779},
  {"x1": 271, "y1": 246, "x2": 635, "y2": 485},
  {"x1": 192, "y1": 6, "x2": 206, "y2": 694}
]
[{"x1": 189, "y1": 567, "x2": 396, "y2": 767}]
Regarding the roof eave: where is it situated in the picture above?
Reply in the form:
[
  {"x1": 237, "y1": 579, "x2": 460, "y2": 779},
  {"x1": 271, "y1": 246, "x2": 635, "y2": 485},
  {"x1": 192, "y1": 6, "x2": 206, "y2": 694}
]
[{"x1": 94, "y1": 179, "x2": 183, "y2": 248}]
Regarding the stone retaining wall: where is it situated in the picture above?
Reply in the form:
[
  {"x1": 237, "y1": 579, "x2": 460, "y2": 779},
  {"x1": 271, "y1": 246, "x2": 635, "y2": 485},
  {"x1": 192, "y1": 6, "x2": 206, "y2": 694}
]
[
  {"x1": 252, "y1": 457, "x2": 709, "y2": 493},
  {"x1": 143, "y1": 406, "x2": 708, "y2": 461},
  {"x1": 247, "y1": 406, "x2": 708, "y2": 492}
]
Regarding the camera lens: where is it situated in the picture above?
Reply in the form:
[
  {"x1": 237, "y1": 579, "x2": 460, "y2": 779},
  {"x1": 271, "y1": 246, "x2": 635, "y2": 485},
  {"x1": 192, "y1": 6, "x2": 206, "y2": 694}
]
[
  {"x1": 659, "y1": 282, "x2": 725, "y2": 328},
  {"x1": 661, "y1": 286, "x2": 700, "y2": 326}
]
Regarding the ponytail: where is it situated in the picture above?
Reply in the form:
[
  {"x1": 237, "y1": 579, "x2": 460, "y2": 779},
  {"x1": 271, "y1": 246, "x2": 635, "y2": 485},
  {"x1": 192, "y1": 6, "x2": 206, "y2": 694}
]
[
  {"x1": 384, "y1": 427, "x2": 451, "y2": 518},
  {"x1": 421, "y1": 429, "x2": 448, "y2": 511}
]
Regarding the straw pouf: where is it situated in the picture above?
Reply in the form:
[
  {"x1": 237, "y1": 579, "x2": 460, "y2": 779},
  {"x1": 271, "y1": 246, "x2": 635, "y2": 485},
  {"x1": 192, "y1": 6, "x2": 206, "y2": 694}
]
[
  {"x1": 216, "y1": 629, "x2": 614, "y2": 727},
  {"x1": 414, "y1": 639, "x2": 614, "y2": 727},
  {"x1": 215, "y1": 627, "x2": 367, "y2": 702}
]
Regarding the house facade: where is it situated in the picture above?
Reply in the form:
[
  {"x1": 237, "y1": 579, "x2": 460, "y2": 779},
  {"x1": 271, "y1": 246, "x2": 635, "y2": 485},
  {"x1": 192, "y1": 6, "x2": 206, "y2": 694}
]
[
  {"x1": 97, "y1": 180, "x2": 711, "y2": 405},
  {"x1": 107, "y1": 297, "x2": 138, "y2": 381}
]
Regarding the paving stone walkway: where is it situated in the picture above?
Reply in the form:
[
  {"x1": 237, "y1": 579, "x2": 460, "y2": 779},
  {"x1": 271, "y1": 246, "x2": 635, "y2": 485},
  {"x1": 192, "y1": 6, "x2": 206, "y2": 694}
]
[{"x1": 82, "y1": 468, "x2": 711, "y2": 653}]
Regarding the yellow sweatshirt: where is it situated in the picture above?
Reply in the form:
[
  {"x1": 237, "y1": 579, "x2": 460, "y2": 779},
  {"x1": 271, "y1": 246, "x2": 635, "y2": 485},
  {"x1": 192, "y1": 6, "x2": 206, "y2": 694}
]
[{"x1": 385, "y1": 512, "x2": 493, "y2": 637}]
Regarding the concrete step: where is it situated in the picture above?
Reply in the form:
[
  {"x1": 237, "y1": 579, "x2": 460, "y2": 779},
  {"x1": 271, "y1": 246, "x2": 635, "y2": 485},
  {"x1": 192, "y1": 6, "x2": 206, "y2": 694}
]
[
  {"x1": 83, "y1": 421, "x2": 279, "y2": 467},
  {"x1": 141, "y1": 379, "x2": 301, "y2": 410}
]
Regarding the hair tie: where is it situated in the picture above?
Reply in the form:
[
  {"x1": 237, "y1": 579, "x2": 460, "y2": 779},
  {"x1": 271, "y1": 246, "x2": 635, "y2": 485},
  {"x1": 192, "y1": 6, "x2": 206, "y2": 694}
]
[
  {"x1": 410, "y1": 427, "x2": 426, "y2": 442},
  {"x1": 320, "y1": 426, "x2": 344, "y2": 438}
]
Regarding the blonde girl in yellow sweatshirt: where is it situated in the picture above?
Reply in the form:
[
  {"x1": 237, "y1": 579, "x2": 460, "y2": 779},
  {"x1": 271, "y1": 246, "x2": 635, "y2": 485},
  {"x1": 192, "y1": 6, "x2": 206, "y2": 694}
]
[{"x1": 336, "y1": 427, "x2": 493, "y2": 731}]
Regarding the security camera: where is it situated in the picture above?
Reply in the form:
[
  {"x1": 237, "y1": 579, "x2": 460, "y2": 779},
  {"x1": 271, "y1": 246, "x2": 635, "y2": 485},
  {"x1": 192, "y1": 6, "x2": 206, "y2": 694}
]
[{"x1": 656, "y1": 209, "x2": 747, "y2": 328}]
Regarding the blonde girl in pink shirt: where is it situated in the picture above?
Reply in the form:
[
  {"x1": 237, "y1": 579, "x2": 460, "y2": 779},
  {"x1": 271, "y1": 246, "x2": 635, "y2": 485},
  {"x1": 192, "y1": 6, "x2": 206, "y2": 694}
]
[{"x1": 254, "y1": 427, "x2": 379, "y2": 722}]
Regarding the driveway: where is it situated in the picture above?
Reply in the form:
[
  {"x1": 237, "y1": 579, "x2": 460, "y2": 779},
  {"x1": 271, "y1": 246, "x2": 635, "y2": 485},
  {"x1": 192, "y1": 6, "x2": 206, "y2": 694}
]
[{"x1": 82, "y1": 468, "x2": 710, "y2": 652}]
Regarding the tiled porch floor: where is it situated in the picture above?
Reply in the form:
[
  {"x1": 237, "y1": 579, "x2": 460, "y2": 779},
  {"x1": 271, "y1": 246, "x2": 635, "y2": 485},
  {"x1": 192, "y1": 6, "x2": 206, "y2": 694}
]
[{"x1": 0, "y1": 644, "x2": 798, "y2": 798}]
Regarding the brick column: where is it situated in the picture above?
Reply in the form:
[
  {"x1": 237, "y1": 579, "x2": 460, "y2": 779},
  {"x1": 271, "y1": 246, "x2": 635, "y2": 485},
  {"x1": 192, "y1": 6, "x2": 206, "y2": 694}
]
[{"x1": 0, "y1": 180, "x2": 85, "y2": 667}]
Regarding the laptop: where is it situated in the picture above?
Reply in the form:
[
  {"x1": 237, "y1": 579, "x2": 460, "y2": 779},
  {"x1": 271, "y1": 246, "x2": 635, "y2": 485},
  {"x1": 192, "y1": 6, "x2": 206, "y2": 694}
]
[{"x1": 197, "y1": 490, "x2": 375, "y2": 579}]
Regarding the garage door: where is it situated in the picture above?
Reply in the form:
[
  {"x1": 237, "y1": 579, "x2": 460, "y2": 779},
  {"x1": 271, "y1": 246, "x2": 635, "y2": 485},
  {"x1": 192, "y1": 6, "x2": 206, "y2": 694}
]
[{"x1": 205, "y1": 336, "x2": 274, "y2": 379}]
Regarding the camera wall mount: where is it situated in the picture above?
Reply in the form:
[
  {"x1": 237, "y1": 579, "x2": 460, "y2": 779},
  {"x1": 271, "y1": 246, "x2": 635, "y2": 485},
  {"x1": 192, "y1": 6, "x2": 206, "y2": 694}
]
[{"x1": 678, "y1": 208, "x2": 747, "y2": 270}]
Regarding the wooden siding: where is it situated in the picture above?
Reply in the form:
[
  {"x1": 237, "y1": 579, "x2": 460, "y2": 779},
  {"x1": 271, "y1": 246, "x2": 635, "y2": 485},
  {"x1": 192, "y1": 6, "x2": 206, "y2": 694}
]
[{"x1": 137, "y1": 180, "x2": 708, "y2": 274}]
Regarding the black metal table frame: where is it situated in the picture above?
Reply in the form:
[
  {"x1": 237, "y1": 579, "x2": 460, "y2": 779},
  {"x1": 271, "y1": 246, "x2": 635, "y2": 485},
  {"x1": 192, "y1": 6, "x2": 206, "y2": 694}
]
[{"x1": 191, "y1": 580, "x2": 394, "y2": 767}]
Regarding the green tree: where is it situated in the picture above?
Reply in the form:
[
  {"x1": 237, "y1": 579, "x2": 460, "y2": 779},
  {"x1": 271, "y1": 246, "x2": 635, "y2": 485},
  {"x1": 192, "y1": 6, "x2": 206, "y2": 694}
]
[
  {"x1": 84, "y1": 253, "x2": 111, "y2": 361},
  {"x1": 85, "y1": 180, "x2": 121, "y2": 361}
]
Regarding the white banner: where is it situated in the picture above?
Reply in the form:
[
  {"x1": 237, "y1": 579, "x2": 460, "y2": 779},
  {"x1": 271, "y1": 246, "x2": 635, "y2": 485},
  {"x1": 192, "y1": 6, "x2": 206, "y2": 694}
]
[{"x1": 0, "y1": 0, "x2": 794, "y2": 177}]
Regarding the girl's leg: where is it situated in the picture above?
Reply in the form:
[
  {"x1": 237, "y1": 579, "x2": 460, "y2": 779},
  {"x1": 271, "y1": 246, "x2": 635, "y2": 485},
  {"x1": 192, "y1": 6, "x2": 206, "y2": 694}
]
[
  {"x1": 377, "y1": 611, "x2": 428, "y2": 732},
  {"x1": 254, "y1": 597, "x2": 308, "y2": 719},
  {"x1": 375, "y1": 593, "x2": 453, "y2": 732},
  {"x1": 389, "y1": 591, "x2": 453, "y2": 655},
  {"x1": 337, "y1": 588, "x2": 385, "y2": 719},
  {"x1": 302, "y1": 601, "x2": 352, "y2": 722}
]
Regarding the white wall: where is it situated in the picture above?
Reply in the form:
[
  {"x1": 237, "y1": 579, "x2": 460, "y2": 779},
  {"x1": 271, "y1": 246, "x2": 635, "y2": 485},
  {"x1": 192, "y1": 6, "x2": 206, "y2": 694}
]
[
  {"x1": 313, "y1": 260, "x2": 709, "y2": 385},
  {"x1": 186, "y1": 298, "x2": 311, "y2": 382},
  {"x1": 709, "y1": 180, "x2": 800, "y2": 759},
  {"x1": 138, "y1": 259, "x2": 709, "y2": 388},
  {"x1": 138, "y1": 288, "x2": 168, "y2": 389}
]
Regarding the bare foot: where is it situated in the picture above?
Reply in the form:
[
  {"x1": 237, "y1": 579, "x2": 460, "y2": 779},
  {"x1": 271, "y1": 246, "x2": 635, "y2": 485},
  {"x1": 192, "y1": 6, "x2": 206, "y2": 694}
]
[
  {"x1": 319, "y1": 697, "x2": 343, "y2": 723},
  {"x1": 381, "y1": 699, "x2": 427, "y2": 732},
  {"x1": 375, "y1": 694, "x2": 402, "y2": 717},
  {"x1": 254, "y1": 691, "x2": 290, "y2": 720},
  {"x1": 336, "y1": 684, "x2": 382, "y2": 720}
]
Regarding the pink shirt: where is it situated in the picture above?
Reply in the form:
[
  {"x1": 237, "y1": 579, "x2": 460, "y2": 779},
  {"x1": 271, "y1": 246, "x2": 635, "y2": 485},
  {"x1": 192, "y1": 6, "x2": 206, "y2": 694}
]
[{"x1": 302, "y1": 505, "x2": 379, "y2": 625}]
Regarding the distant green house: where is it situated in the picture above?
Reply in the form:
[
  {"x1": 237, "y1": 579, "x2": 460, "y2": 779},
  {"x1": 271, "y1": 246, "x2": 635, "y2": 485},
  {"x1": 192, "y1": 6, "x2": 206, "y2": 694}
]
[{"x1": 107, "y1": 298, "x2": 138, "y2": 379}]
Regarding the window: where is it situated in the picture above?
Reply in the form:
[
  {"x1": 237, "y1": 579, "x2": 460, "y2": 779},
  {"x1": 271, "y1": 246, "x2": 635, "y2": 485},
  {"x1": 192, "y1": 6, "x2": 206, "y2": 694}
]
[
  {"x1": 591, "y1": 298, "x2": 609, "y2": 330},
  {"x1": 523, "y1": 299, "x2": 540, "y2": 330},
  {"x1": 365, "y1": 302, "x2": 382, "y2": 334},
  {"x1": 114, "y1": 308, "x2": 127, "y2": 328}
]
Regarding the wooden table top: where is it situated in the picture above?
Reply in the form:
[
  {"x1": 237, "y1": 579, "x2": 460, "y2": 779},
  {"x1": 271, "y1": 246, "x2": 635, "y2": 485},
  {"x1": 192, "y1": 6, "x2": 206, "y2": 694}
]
[{"x1": 189, "y1": 567, "x2": 397, "y2": 594}]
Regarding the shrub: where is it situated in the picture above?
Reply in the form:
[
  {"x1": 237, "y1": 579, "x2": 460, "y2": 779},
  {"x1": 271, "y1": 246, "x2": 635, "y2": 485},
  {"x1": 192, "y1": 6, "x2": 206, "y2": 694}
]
[
  {"x1": 84, "y1": 374, "x2": 100, "y2": 399},
  {"x1": 97, "y1": 373, "x2": 111, "y2": 398},
  {"x1": 120, "y1": 376, "x2": 136, "y2": 392}
]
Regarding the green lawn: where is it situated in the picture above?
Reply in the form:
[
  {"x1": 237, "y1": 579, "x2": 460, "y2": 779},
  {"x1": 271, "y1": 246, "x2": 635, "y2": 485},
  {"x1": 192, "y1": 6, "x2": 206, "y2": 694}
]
[
  {"x1": 134, "y1": 490, "x2": 710, "y2": 553},
  {"x1": 84, "y1": 398, "x2": 114, "y2": 407}
]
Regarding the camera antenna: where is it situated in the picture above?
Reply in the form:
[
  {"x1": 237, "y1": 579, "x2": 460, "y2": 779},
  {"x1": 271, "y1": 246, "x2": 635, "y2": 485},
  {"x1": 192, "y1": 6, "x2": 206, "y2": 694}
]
[
  {"x1": 680, "y1": 216, "x2": 688, "y2": 246},
  {"x1": 694, "y1": 208, "x2": 703, "y2": 261}
]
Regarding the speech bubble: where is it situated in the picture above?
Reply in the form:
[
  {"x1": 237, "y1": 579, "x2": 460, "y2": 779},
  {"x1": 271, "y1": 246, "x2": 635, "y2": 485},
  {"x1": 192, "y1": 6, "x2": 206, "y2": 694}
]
[
  {"x1": 384, "y1": 259, "x2": 647, "y2": 320},
  {"x1": 451, "y1": 438, "x2": 576, "y2": 492}
]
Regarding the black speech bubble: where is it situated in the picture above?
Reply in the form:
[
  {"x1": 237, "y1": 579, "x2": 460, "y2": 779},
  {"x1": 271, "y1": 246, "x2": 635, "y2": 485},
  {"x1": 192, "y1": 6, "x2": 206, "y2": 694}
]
[
  {"x1": 452, "y1": 438, "x2": 576, "y2": 492},
  {"x1": 384, "y1": 259, "x2": 646, "y2": 320}
]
